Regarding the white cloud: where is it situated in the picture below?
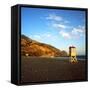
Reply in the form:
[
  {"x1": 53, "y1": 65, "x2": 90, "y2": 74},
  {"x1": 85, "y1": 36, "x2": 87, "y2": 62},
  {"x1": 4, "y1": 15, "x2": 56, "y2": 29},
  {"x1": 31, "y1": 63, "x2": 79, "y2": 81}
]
[
  {"x1": 33, "y1": 35, "x2": 41, "y2": 39},
  {"x1": 46, "y1": 13, "x2": 70, "y2": 31},
  {"x1": 72, "y1": 28, "x2": 83, "y2": 34},
  {"x1": 59, "y1": 31, "x2": 71, "y2": 39},
  {"x1": 52, "y1": 24, "x2": 85, "y2": 39},
  {"x1": 45, "y1": 13, "x2": 85, "y2": 40},
  {"x1": 72, "y1": 26, "x2": 85, "y2": 36},
  {"x1": 46, "y1": 34, "x2": 51, "y2": 37},
  {"x1": 43, "y1": 33, "x2": 53, "y2": 38},
  {"x1": 46, "y1": 14, "x2": 62, "y2": 21},
  {"x1": 46, "y1": 13, "x2": 69, "y2": 24},
  {"x1": 33, "y1": 33, "x2": 53, "y2": 40},
  {"x1": 52, "y1": 23, "x2": 67, "y2": 29}
]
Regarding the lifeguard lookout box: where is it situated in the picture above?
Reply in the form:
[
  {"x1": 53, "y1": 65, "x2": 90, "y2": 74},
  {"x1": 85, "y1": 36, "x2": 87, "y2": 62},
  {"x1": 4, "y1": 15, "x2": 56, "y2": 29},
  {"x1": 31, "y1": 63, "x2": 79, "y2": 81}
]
[{"x1": 69, "y1": 46, "x2": 78, "y2": 63}]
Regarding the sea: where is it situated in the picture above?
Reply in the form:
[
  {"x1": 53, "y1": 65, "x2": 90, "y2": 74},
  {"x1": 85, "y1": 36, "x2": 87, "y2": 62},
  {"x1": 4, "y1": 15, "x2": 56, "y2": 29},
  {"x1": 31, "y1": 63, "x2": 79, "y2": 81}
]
[{"x1": 77, "y1": 56, "x2": 86, "y2": 61}]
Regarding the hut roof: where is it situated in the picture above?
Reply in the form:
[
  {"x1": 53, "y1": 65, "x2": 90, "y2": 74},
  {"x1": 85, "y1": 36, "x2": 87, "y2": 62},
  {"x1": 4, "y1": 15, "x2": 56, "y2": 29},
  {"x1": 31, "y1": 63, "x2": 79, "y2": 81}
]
[{"x1": 69, "y1": 46, "x2": 76, "y2": 48}]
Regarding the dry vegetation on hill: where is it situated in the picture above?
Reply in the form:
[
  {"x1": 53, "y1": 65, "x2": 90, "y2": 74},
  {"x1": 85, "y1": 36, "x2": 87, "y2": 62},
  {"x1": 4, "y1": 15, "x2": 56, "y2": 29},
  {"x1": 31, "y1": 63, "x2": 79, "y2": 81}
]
[{"x1": 21, "y1": 35, "x2": 67, "y2": 57}]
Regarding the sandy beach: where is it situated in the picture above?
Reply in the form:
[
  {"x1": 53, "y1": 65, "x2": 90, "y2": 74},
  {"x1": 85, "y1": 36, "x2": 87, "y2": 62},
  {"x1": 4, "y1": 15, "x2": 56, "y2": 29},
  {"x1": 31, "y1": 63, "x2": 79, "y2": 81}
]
[{"x1": 21, "y1": 56, "x2": 87, "y2": 83}]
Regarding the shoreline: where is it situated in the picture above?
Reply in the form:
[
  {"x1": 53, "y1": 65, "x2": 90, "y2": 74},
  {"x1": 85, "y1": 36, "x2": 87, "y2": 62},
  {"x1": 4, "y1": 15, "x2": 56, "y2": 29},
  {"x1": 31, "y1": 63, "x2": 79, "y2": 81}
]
[{"x1": 21, "y1": 56, "x2": 86, "y2": 61}]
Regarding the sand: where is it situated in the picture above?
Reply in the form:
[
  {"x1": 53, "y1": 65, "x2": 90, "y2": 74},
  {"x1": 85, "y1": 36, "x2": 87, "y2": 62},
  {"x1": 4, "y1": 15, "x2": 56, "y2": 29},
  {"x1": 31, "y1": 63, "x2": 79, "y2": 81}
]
[{"x1": 21, "y1": 56, "x2": 87, "y2": 84}]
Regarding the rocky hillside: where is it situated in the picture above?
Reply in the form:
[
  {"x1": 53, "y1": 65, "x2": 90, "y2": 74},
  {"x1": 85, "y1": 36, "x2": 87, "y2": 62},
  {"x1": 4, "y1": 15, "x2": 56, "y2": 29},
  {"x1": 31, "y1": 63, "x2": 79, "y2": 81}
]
[{"x1": 21, "y1": 35, "x2": 67, "y2": 57}]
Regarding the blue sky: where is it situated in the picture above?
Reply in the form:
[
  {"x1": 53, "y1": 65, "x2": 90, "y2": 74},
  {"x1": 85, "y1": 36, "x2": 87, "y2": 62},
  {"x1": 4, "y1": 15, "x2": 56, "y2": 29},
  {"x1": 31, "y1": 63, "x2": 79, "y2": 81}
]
[{"x1": 21, "y1": 7, "x2": 86, "y2": 55}]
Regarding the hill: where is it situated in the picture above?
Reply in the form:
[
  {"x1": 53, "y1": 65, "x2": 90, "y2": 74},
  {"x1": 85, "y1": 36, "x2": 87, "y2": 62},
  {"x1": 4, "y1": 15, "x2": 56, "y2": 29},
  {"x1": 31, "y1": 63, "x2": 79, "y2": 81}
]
[{"x1": 21, "y1": 35, "x2": 67, "y2": 57}]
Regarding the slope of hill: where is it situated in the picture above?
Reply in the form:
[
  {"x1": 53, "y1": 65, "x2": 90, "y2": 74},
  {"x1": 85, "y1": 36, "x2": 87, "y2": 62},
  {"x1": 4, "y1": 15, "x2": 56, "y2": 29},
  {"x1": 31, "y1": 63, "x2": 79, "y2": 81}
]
[{"x1": 21, "y1": 35, "x2": 67, "y2": 57}]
